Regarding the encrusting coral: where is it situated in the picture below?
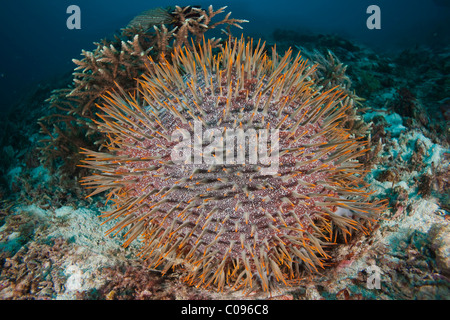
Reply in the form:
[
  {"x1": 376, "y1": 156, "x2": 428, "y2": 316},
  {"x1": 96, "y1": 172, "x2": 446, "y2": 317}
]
[{"x1": 80, "y1": 36, "x2": 387, "y2": 292}]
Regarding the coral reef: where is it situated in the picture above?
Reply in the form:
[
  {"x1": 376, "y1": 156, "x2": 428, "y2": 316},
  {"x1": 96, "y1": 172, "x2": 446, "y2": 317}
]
[
  {"x1": 0, "y1": 10, "x2": 448, "y2": 300},
  {"x1": 0, "y1": 238, "x2": 71, "y2": 299}
]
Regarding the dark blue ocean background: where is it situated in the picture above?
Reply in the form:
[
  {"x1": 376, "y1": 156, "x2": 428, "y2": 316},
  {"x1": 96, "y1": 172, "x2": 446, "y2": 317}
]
[{"x1": 0, "y1": 0, "x2": 449, "y2": 111}]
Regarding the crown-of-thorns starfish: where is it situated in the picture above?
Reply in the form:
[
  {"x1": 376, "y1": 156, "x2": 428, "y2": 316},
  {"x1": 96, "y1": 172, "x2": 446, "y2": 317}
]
[{"x1": 80, "y1": 36, "x2": 386, "y2": 292}]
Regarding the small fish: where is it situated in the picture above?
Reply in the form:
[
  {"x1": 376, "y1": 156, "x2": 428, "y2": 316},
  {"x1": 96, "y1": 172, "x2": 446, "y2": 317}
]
[{"x1": 127, "y1": 7, "x2": 174, "y2": 29}]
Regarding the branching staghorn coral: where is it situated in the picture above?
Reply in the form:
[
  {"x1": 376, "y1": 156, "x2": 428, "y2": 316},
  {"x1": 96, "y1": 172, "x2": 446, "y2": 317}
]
[{"x1": 38, "y1": 5, "x2": 247, "y2": 175}]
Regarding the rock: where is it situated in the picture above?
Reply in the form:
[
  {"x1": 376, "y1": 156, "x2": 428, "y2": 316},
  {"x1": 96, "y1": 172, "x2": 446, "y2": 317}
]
[{"x1": 429, "y1": 224, "x2": 450, "y2": 277}]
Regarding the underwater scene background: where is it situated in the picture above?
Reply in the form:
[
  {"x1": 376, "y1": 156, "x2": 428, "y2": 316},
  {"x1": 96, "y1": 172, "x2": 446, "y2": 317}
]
[{"x1": 0, "y1": 0, "x2": 449, "y2": 300}]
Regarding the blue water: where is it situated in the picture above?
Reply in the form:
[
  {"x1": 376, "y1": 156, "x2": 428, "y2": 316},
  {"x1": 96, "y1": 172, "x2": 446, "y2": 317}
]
[{"x1": 0, "y1": 0, "x2": 449, "y2": 110}]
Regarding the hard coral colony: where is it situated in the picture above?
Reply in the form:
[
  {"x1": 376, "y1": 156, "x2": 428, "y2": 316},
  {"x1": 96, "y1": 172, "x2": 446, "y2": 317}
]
[{"x1": 80, "y1": 36, "x2": 386, "y2": 292}]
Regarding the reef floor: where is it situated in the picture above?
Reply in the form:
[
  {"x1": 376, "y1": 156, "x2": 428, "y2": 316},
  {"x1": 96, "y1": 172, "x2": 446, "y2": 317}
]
[{"x1": 0, "y1": 31, "x2": 449, "y2": 300}]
